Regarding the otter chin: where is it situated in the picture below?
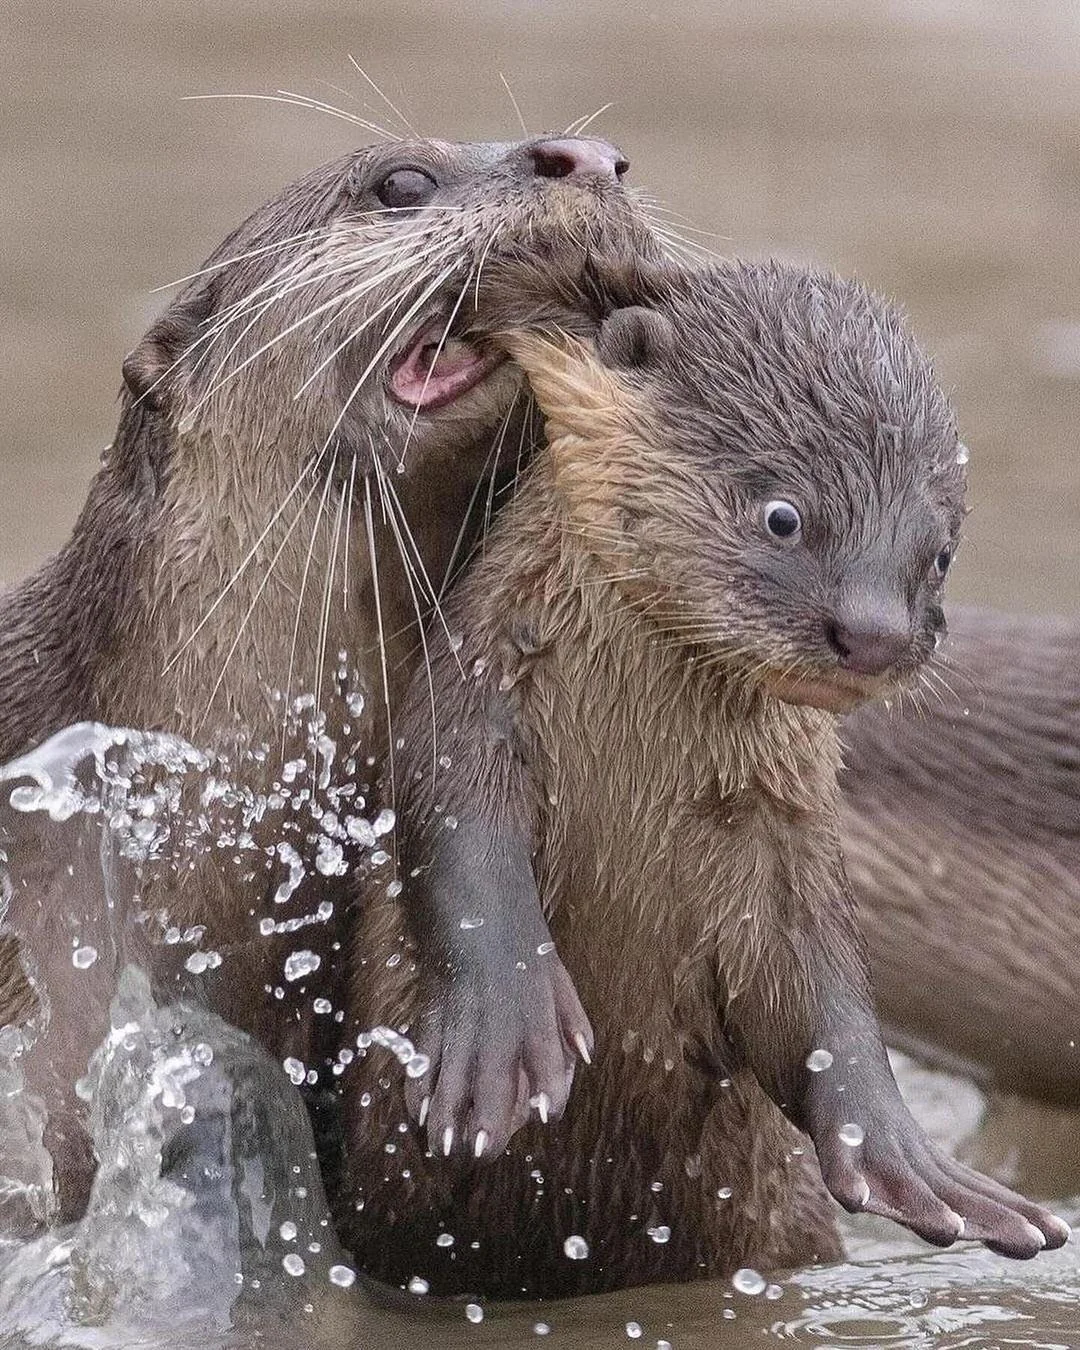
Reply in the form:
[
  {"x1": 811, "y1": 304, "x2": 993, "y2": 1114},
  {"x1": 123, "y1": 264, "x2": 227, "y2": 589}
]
[{"x1": 765, "y1": 668, "x2": 891, "y2": 713}]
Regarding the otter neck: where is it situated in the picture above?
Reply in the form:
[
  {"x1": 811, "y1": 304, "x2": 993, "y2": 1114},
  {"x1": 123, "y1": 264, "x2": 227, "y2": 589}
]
[{"x1": 53, "y1": 402, "x2": 534, "y2": 762}]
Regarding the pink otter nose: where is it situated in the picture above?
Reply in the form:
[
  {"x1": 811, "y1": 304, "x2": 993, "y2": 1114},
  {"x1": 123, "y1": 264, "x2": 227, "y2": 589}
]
[{"x1": 529, "y1": 137, "x2": 629, "y2": 182}]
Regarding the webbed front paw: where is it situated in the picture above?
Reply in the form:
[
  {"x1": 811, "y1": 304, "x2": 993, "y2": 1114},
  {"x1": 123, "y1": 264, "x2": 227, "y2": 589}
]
[{"x1": 405, "y1": 948, "x2": 593, "y2": 1159}]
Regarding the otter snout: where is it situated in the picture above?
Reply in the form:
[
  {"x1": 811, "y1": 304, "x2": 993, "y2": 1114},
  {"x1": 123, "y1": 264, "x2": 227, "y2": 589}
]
[
  {"x1": 528, "y1": 137, "x2": 629, "y2": 183},
  {"x1": 824, "y1": 605, "x2": 912, "y2": 677}
]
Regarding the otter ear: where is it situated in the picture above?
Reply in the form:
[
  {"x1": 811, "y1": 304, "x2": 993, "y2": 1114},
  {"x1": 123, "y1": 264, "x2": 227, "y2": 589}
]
[
  {"x1": 121, "y1": 282, "x2": 217, "y2": 410},
  {"x1": 596, "y1": 306, "x2": 676, "y2": 370}
]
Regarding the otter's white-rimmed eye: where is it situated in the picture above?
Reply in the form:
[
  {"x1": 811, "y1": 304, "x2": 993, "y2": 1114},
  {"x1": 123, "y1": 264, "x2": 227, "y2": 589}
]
[
  {"x1": 933, "y1": 544, "x2": 953, "y2": 581},
  {"x1": 375, "y1": 168, "x2": 437, "y2": 210},
  {"x1": 763, "y1": 500, "x2": 802, "y2": 541}
]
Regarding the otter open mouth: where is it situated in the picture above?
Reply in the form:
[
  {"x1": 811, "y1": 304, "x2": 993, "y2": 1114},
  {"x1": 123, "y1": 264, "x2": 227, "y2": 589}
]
[{"x1": 389, "y1": 323, "x2": 504, "y2": 411}]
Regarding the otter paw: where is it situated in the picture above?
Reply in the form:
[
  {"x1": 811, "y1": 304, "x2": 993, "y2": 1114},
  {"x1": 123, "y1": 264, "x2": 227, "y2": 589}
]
[
  {"x1": 404, "y1": 954, "x2": 593, "y2": 1160},
  {"x1": 817, "y1": 1126, "x2": 1070, "y2": 1258}
]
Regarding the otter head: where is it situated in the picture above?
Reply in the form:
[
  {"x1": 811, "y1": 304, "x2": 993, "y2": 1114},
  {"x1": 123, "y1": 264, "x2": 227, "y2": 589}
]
[
  {"x1": 121, "y1": 137, "x2": 654, "y2": 483},
  {"x1": 497, "y1": 258, "x2": 966, "y2": 714},
  {"x1": 109, "y1": 138, "x2": 662, "y2": 728}
]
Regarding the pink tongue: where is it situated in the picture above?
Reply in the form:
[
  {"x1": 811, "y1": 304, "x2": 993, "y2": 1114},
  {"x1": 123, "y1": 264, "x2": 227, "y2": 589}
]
[{"x1": 389, "y1": 330, "x2": 491, "y2": 409}]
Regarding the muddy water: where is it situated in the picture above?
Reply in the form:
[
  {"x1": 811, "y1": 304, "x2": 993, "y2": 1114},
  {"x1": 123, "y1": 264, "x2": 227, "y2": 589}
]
[{"x1": 2, "y1": 0, "x2": 1079, "y2": 1346}]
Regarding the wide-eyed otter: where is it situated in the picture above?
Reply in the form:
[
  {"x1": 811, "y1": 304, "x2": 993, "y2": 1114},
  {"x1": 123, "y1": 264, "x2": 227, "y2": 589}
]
[
  {"x1": 0, "y1": 136, "x2": 655, "y2": 1215},
  {"x1": 841, "y1": 606, "x2": 1080, "y2": 1105},
  {"x1": 342, "y1": 254, "x2": 1068, "y2": 1297}
]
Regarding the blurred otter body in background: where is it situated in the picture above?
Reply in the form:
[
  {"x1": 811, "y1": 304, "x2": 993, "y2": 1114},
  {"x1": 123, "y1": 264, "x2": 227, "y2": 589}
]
[{"x1": 843, "y1": 606, "x2": 1080, "y2": 1107}]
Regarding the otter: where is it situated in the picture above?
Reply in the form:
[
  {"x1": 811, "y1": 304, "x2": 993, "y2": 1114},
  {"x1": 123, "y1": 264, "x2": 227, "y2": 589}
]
[
  {"x1": 0, "y1": 135, "x2": 655, "y2": 1216},
  {"x1": 841, "y1": 606, "x2": 1080, "y2": 1105},
  {"x1": 341, "y1": 254, "x2": 1068, "y2": 1297}
]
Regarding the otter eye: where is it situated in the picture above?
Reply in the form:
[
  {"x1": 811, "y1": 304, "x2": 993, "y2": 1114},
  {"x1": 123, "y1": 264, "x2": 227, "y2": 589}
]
[
  {"x1": 374, "y1": 168, "x2": 437, "y2": 210},
  {"x1": 763, "y1": 500, "x2": 802, "y2": 541},
  {"x1": 933, "y1": 544, "x2": 953, "y2": 580}
]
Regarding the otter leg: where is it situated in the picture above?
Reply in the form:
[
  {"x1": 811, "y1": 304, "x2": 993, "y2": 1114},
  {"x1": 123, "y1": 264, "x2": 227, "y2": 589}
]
[
  {"x1": 391, "y1": 646, "x2": 592, "y2": 1160},
  {"x1": 724, "y1": 810, "x2": 1071, "y2": 1258}
]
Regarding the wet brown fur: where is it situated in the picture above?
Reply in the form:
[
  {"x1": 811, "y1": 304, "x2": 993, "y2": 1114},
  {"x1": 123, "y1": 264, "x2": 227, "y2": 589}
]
[
  {"x1": 343, "y1": 356, "x2": 848, "y2": 1294},
  {"x1": 0, "y1": 138, "x2": 656, "y2": 1216},
  {"x1": 340, "y1": 266, "x2": 1026, "y2": 1295}
]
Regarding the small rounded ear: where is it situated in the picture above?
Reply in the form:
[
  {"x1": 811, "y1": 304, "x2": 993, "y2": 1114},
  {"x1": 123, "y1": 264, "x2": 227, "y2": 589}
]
[
  {"x1": 121, "y1": 283, "x2": 216, "y2": 410},
  {"x1": 596, "y1": 306, "x2": 676, "y2": 370}
]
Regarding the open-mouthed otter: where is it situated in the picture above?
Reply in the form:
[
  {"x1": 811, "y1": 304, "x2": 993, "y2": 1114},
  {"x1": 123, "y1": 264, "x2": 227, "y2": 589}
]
[
  {"x1": 0, "y1": 136, "x2": 657, "y2": 1217},
  {"x1": 841, "y1": 605, "x2": 1080, "y2": 1106},
  {"x1": 342, "y1": 255, "x2": 1069, "y2": 1297}
]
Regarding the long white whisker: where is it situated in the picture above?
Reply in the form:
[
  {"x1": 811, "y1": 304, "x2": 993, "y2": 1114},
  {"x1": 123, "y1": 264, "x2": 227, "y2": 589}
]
[
  {"x1": 313, "y1": 470, "x2": 348, "y2": 737},
  {"x1": 498, "y1": 72, "x2": 529, "y2": 137},
  {"x1": 162, "y1": 448, "x2": 330, "y2": 675},
  {"x1": 282, "y1": 453, "x2": 337, "y2": 746},
  {"x1": 374, "y1": 456, "x2": 438, "y2": 785},
  {"x1": 364, "y1": 472, "x2": 395, "y2": 806},
  {"x1": 397, "y1": 267, "x2": 479, "y2": 469},
  {"x1": 196, "y1": 459, "x2": 327, "y2": 724},
  {"x1": 182, "y1": 91, "x2": 393, "y2": 140},
  {"x1": 564, "y1": 101, "x2": 614, "y2": 136},
  {"x1": 346, "y1": 57, "x2": 419, "y2": 138},
  {"x1": 342, "y1": 452, "x2": 357, "y2": 612}
]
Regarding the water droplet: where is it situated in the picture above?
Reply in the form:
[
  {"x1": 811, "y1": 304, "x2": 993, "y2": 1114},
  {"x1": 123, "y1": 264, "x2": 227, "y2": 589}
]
[
  {"x1": 436, "y1": 1233, "x2": 454, "y2": 1248},
  {"x1": 283, "y1": 1057, "x2": 306, "y2": 1086},
  {"x1": 765, "y1": 1283, "x2": 784, "y2": 1300},
  {"x1": 405, "y1": 1052, "x2": 430, "y2": 1079},
  {"x1": 313, "y1": 998, "x2": 332, "y2": 1015},
  {"x1": 282, "y1": 1253, "x2": 306, "y2": 1277},
  {"x1": 346, "y1": 816, "x2": 377, "y2": 848},
  {"x1": 72, "y1": 945, "x2": 97, "y2": 969},
  {"x1": 732, "y1": 1267, "x2": 766, "y2": 1295},
  {"x1": 534, "y1": 1323, "x2": 551, "y2": 1337},
  {"x1": 184, "y1": 950, "x2": 221, "y2": 975},
  {"x1": 373, "y1": 807, "x2": 396, "y2": 836},
  {"x1": 716, "y1": 1186, "x2": 733, "y2": 1200},
  {"x1": 838, "y1": 1122, "x2": 865, "y2": 1147},
  {"x1": 408, "y1": 1276, "x2": 430, "y2": 1295},
  {"x1": 329, "y1": 1264, "x2": 356, "y2": 1288},
  {"x1": 465, "y1": 1303, "x2": 483, "y2": 1323},
  {"x1": 284, "y1": 950, "x2": 322, "y2": 982},
  {"x1": 315, "y1": 839, "x2": 346, "y2": 876},
  {"x1": 563, "y1": 1235, "x2": 589, "y2": 1260},
  {"x1": 626, "y1": 1323, "x2": 642, "y2": 1339},
  {"x1": 459, "y1": 915, "x2": 484, "y2": 930},
  {"x1": 955, "y1": 442, "x2": 970, "y2": 465},
  {"x1": 346, "y1": 691, "x2": 365, "y2": 718},
  {"x1": 646, "y1": 1225, "x2": 671, "y2": 1244},
  {"x1": 805, "y1": 1048, "x2": 834, "y2": 1072},
  {"x1": 192, "y1": 1042, "x2": 213, "y2": 1066},
  {"x1": 279, "y1": 1221, "x2": 297, "y2": 1241},
  {"x1": 537, "y1": 941, "x2": 555, "y2": 956}
]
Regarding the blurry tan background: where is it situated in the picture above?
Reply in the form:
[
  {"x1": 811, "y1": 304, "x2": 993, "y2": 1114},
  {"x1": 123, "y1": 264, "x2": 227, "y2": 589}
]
[{"x1": 3, "y1": 0, "x2": 1078, "y2": 609}]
